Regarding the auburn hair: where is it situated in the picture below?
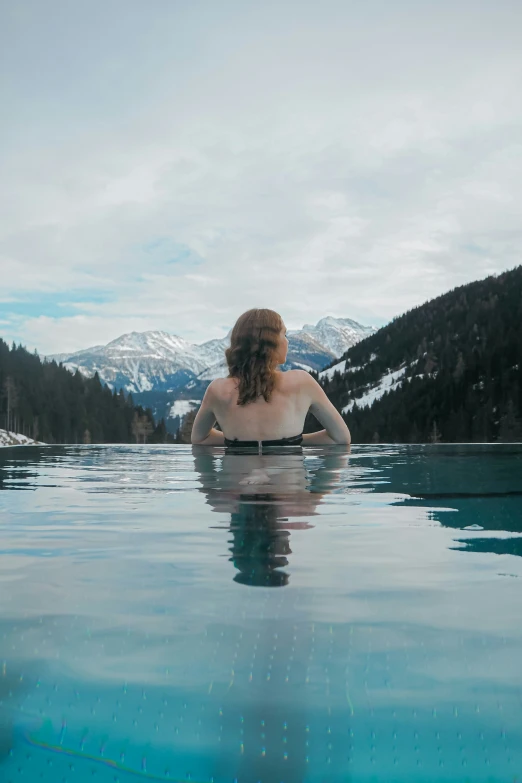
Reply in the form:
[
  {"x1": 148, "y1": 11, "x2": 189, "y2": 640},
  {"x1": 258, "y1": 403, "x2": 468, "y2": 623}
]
[{"x1": 225, "y1": 308, "x2": 284, "y2": 405}]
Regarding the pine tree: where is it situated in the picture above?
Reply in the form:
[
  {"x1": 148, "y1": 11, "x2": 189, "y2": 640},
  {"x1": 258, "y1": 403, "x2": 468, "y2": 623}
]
[
  {"x1": 453, "y1": 352, "x2": 465, "y2": 381},
  {"x1": 429, "y1": 421, "x2": 441, "y2": 443},
  {"x1": 498, "y1": 399, "x2": 522, "y2": 442},
  {"x1": 179, "y1": 410, "x2": 197, "y2": 443},
  {"x1": 2, "y1": 376, "x2": 17, "y2": 432},
  {"x1": 150, "y1": 418, "x2": 169, "y2": 443},
  {"x1": 131, "y1": 412, "x2": 154, "y2": 444}
]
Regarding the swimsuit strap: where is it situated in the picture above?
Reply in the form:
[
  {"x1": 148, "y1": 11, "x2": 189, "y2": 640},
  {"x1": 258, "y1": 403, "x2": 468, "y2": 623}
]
[{"x1": 224, "y1": 432, "x2": 304, "y2": 447}]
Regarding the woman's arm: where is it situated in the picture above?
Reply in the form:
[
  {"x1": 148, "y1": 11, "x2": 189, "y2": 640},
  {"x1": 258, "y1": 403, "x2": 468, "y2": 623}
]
[
  {"x1": 298, "y1": 371, "x2": 351, "y2": 445},
  {"x1": 190, "y1": 382, "x2": 225, "y2": 445},
  {"x1": 194, "y1": 427, "x2": 225, "y2": 446},
  {"x1": 301, "y1": 430, "x2": 338, "y2": 444}
]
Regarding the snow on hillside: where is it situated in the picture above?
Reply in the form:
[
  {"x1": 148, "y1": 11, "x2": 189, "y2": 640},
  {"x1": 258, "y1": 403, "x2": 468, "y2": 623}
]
[
  {"x1": 319, "y1": 360, "x2": 363, "y2": 381},
  {"x1": 342, "y1": 366, "x2": 409, "y2": 413},
  {"x1": 168, "y1": 400, "x2": 201, "y2": 419},
  {"x1": 196, "y1": 360, "x2": 229, "y2": 382},
  {"x1": 0, "y1": 429, "x2": 44, "y2": 447}
]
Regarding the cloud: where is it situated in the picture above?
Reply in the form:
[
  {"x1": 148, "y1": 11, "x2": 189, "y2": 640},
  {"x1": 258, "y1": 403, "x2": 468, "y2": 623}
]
[{"x1": 1, "y1": 0, "x2": 521, "y2": 353}]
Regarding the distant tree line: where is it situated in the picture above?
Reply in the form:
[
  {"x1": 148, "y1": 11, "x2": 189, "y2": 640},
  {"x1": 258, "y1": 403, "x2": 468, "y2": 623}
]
[
  {"x1": 312, "y1": 265, "x2": 522, "y2": 443},
  {"x1": 0, "y1": 339, "x2": 174, "y2": 444}
]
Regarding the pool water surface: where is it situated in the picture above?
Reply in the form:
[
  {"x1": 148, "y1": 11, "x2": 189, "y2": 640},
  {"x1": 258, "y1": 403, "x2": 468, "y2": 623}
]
[{"x1": 0, "y1": 443, "x2": 521, "y2": 782}]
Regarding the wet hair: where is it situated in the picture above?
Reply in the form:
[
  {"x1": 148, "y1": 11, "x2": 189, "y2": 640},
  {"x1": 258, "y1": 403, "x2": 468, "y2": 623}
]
[{"x1": 224, "y1": 308, "x2": 284, "y2": 405}]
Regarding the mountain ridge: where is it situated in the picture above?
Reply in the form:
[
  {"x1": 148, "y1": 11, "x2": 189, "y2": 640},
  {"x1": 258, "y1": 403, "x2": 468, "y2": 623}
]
[{"x1": 45, "y1": 316, "x2": 376, "y2": 429}]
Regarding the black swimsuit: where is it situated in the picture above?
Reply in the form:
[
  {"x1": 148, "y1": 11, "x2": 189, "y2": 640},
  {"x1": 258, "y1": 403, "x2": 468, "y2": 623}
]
[{"x1": 224, "y1": 432, "x2": 304, "y2": 449}]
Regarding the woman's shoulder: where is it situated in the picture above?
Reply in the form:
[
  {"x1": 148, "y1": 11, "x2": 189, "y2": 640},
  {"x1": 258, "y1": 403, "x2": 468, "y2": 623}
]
[
  {"x1": 211, "y1": 376, "x2": 237, "y2": 400},
  {"x1": 285, "y1": 368, "x2": 314, "y2": 387},
  {"x1": 213, "y1": 376, "x2": 236, "y2": 391},
  {"x1": 276, "y1": 370, "x2": 314, "y2": 409}
]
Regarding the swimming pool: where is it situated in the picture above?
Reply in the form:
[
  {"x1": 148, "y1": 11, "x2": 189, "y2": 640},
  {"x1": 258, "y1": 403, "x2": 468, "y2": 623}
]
[{"x1": 1, "y1": 443, "x2": 521, "y2": 782}]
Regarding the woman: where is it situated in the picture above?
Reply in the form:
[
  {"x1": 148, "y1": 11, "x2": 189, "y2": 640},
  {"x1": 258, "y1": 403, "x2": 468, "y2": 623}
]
[{"x1": 190, "y1": 308, "x2": 352, "y2": 447}]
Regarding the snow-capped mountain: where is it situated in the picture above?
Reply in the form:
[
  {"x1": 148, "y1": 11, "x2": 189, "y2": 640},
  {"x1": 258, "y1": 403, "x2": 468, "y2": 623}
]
[
  {"x1": 195, "y1": 331, "x2": 335, "y2": 384},
  {"x1": 47, "y1": 330, "x2": 230, "y2": 394},
  {"x1": 297, "y1": 317, "x2": 376, "y2": 358},
  {"x1": 47, "y1": 317, "x2": 374, "y2": 394},
  {"x1": 46, "y1": 316, "x2": 376, "y2": 429}
]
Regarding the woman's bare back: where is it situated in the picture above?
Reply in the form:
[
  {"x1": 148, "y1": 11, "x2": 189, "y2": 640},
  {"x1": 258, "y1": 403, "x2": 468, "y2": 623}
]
[{"x1": 213, "y1": 370, "x2": 309, "y2": 441}]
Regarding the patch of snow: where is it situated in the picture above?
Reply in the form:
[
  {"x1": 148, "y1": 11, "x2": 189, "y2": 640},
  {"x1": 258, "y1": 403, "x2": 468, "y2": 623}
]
[
  {"x1": 138, "y1": 373, "x2": 153, "y2": 392},
  {"x1": 319, "y1": 361, "x2": 364, "y2": 380},
  {"x1": 293, "y1": 362, "x2": 314, "y2": 372},
  {"x1": 0, "y1": 429, "x2": 45, "y2": 447},
  {"x1": 168, "y1": 399, "x2": 200, "y2": 419},
  {"x1": 369, "y1": 353, "x2": 377, "y2": 362},
  {"x1": 320, "y1": 360, "x2": 347, "y2": 380},
  {"x1": 342, "y1": 366, "x2": 408, "y2": 413},
  {"x1": 63, "y1": 362, "x2": 93, "y2": 377}
]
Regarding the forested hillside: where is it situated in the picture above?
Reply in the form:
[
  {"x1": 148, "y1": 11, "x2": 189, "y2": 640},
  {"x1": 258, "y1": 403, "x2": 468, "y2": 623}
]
[
  {"x1": 310, "y1": 266, "x2": 522, "y2": 443},
  {"x1": 0, "y1": 339, "x2": 172, "y2": 444}
]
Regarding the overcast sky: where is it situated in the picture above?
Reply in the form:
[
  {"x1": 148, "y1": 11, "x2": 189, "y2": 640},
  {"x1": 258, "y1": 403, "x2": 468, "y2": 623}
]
[{"x1": 1, "y1": 0, "x2": 521, "y2": 355}]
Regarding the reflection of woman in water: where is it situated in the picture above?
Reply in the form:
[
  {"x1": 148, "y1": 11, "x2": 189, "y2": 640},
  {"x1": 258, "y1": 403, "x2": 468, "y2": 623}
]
[
  {"x1": 190, "y1": 307, "x2": 351, "y2": 448},
  {"x1": 230, "y1": 494, "x2": 292, "y2": 586},
  {"x1": 192, "y1": 446, "x2": 350, "y2": 586}
]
